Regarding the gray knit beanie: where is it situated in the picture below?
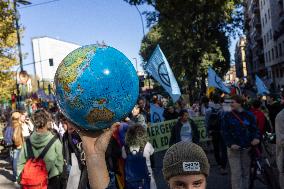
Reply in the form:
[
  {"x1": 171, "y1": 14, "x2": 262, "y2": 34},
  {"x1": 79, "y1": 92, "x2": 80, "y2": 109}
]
[{"x1": 163, "y1": 141, "x2": 210, "y2": 180}]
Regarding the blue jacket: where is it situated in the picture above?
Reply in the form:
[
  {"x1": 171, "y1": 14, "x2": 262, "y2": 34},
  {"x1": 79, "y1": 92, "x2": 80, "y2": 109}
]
[{"x1": 221, "y1": 110, "x2": 260, "y2": 148}]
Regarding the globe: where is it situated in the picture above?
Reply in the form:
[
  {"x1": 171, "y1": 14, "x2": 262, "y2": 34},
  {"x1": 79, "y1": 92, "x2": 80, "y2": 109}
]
[{"x1": 54, "y1": 45, "x2": 139, "y2": 131}]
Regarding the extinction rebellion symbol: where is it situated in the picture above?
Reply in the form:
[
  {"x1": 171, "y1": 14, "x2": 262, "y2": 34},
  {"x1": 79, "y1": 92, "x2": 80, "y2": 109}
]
[
  {"x1": 152, "y1": 112, "x2": 162, "y2": 123},
  {"x1": 158, "y1": 61, "x2": 171, "y2": 87}
]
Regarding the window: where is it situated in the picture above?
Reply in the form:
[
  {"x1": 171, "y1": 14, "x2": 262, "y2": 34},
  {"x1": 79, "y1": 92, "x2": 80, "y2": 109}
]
[
  {"x1": 276, "y1": 46, "x2": 279, "y2": 58},
  {"x1": 49, "y1": 58, "x2": 54, "y2": 66},
  {"x1": 263, "y1": 37, "x2": 266, "y2": 45},
  {"x1": 270, "y1": 29, "x2": 273, "y2": 40},
  {"x1": 279, "y1": 43, "x2": 283, "y2": 56},
  {"x1": 268, "y1": 9, "x2": 270, "y2": 19},
  {"x1": 265, "y1": 53, "x2": 267, "y2": 62},
  {"x1": 264, "y1": 0, "x2": 265, "y2": 5},
  {"x1": 267, "y1": 33, "x2": 269, "y2": 42},
  {"x1": 262, "y1": 18, "x2": 265, "y2": 27},
  {"x1": 269, "y1": 50, "x2": 271, "y2": 62},
  {"x1": 265, "y1": 14, "x2": 267, "y2": 23},
  {"x1": 272, "y1": 48, "x2": 274, "y2": 60}
]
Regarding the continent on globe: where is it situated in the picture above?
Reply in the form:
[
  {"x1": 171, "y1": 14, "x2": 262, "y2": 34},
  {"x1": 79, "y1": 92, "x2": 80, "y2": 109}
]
[
  {"x1": 56, "y1": 46, "x2": 96, "y2": 93},
  {"x1": 85, "y1": 107, "x2": 115, "y2": 124}
]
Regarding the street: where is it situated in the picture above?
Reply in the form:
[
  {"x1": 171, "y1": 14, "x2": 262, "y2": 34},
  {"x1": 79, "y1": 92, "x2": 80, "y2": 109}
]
[{"x1": 0, "y1": 144, "x2": 273, "y2": 189}]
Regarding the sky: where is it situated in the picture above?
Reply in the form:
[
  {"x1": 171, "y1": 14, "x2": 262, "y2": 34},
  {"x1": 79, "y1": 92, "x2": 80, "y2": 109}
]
[{"x1": 18, "y1": 0, "x2": 238, "y2": 74}]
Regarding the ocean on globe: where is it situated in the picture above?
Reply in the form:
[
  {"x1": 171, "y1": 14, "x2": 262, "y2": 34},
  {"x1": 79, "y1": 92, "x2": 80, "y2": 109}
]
[{"x1": 54, "y1": 45, "x2": 139, "y2": 131}]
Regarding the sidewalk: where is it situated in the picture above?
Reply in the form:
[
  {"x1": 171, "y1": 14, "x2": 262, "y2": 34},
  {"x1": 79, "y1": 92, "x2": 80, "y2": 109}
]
[
  {"x1": 0, "y1": 146, "x2": 271, "y2": 189},
  {"x1": 0, "y1": 149, "x2": 19, "y2": 189}
]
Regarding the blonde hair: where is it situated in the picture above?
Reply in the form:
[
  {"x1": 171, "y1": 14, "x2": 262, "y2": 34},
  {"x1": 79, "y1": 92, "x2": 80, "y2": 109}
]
[{"x1": 12, "y1": 112, "x2": 24, "y2": 148}]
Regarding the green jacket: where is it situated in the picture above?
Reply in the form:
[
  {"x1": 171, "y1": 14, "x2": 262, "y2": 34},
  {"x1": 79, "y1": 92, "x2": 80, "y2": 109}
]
[{"x1": 17, "y1": 131, "x2": 64, "y2": 179}]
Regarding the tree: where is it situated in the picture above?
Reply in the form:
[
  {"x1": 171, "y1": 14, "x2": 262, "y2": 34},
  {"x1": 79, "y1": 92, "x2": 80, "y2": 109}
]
[
  {"x1": 0, "y1": 1, "x2": 18, "y2": 100},
  {"x1": 125, "y1": 0, "x2": 243, "y2": 101}
]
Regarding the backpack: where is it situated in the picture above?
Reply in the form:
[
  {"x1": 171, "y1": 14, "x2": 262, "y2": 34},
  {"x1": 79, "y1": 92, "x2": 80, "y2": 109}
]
[
  {"x1": 124, "y1": 146, "x2": 150, "y2": 189},
  {"x1": 3, "y1": 125, "x2": 13, "y2": 147},
  {"x1": 208, "y1": 108, "x2": 221, "y2": 132},
  {"x1": 20, "y1": 136, "x2": 58, "y2": 189}
]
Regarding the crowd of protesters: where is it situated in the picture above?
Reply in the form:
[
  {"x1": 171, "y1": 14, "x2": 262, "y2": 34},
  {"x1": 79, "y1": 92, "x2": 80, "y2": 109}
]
[{"x1": 0, "y1": 89, "x2": 283, "y2": 189}]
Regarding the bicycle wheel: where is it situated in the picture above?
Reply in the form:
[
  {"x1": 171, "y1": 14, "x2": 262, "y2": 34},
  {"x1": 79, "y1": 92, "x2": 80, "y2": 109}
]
[{"x1": 263, "y1": 164, "x2": 280, "y2": 189}]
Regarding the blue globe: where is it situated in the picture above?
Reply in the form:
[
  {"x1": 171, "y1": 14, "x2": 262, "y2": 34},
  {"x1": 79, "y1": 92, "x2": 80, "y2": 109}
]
[{"x1": 54, "y1": 45, "x2": 139, "y2": 131}]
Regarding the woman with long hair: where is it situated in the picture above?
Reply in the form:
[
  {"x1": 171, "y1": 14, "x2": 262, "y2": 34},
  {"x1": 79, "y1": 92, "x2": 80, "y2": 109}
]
[{"x1": 11, "y1": 111, "x2": 24, "y2": 182}]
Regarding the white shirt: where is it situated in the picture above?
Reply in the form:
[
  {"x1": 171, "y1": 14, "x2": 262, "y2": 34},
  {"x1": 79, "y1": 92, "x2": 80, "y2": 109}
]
[
  {"x1": 180, "y1": 121, "x2": 192, "y2": 142},
  {"x1": 22, "y1": 122, "x2": 34, "y2": 137}
]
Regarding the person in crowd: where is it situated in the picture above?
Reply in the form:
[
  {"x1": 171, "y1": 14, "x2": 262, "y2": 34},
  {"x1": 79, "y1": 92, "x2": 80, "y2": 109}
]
[
  {"x1": 137, "y1": 98, "x2": 149, "y2": 122},
  {"x1": 2, "y1": 112, "x2": 13, "y2": 156},
  {"x1": 61, "y1": 115, "x2": 89, "y2": 189},
  {"x1": 122, "y1": 124, "x2": 156, "y2": 189},
  {"x1": 162, "y1": 141, "x2": 210, "y2": 189},
  {"x1": 163, "y1": 105, "x2": 179, "y2": 121},
  {"x1": 266, "y1": 94, "x2": 283, "y2": 132},
  {"x1": 19, "y1": 110, "x2": 34, "y2": 139},
  {"x1": 177, "y1": 99, "x2": 187, "y2": 113},
  {"x1": 206, "y1": 94, "x2": 227, "y2": 175},
  {"x1": 130, "y1": 105, "x2": 147, "y2": 128},
  {"x1": 221, "y1": 95, "x2": 260, "y2": 189},
  {"x1": 200, "y1": 96, "x2": 210, "y2": 116},
  {"x1": 11, "y1": 111, "x2": 24, "y2": 182},
  {"x1": 275, "y1": 91, "x2": 284, "y2": 189},
  {"x1": 105, "y1": 128, "x2": 123, "y2": 189},
  {"x1": 251, "y1": 99, "x2": 271, "y2": 136},
  {"x1": 241, "y1": 93, "x2": 251, "y2": 111},
  {"x1": 188, "y1": 102, "x2": 200, "y2": 117},
  {"x1": 152, "y1": 95, "x2": 160, "y2": 107},
  {"x1": 17, "y1": 109, "x2": 64, "y2": 189},
  {"x1": 169, "y1": 109, "x2": 200, "y2": 146}
]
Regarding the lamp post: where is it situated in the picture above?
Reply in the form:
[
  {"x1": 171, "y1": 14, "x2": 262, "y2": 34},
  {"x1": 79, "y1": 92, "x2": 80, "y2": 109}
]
[
  {"x1": 13, "y1": 0, "x2": 31, "y2": 71},
  {"x1": 133, "y1": 57, "x2": 138, "y2": 72},
  {"x1": 135, "y1": 5, "x2": 145, "y2": 37}
]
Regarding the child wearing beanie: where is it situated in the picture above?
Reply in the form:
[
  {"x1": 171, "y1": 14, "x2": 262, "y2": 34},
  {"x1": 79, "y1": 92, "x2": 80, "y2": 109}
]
[{"x1": 163, "y1": 141, "x2": 210, "y2": 189}]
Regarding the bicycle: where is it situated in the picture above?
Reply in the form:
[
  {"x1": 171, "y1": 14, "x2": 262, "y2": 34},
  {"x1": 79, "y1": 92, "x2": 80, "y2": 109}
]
[{"x1": 249, "y1": 133, "x2": 280, "y2": 189}]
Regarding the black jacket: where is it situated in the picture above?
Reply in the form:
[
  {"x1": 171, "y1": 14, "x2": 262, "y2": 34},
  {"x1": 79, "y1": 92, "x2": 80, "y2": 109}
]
[
  {"x1": 62, "y1": 133, "x2": 89, "y2": 189},
  {"x1": 169, "y1": 119, "x2": 200, "y2": 146}
]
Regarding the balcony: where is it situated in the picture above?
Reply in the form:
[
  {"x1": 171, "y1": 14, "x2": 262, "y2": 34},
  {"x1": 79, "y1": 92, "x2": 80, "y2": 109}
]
[{"x1": 252, "y1": 16, "x2": 261, "y2": 28}]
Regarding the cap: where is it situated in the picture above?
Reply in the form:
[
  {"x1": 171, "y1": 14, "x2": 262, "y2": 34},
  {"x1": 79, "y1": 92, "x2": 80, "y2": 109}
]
[{"x1": 163, "y1": 142, "x2": 210, "y2": 180}]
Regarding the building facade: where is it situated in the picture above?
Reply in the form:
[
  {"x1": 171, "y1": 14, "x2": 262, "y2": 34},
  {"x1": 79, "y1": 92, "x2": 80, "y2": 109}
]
[
  {"x1": 260, "y1": 0, "x2": 284, "y2": 90},
  {"x1": 245, "y1": 0, "x2": 266, "y2": 82},
  {"x1": 235, "y1": 37, "x2": 248, "y2": 79},
  {"x1": 32, "y1": 37, "x2": 81, "y2": 82},
  {"x1": 225, "y1": 65, "x2": 237, "y2": 83}
]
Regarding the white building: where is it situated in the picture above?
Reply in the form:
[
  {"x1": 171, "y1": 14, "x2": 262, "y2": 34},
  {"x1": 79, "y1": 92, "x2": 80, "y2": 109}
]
[
  {"x1": 32, "y1": 37, "x2": 81, "y2": 82},
  {"x1": 260, "y1": 0, "x2": 284, "y2": 90}
]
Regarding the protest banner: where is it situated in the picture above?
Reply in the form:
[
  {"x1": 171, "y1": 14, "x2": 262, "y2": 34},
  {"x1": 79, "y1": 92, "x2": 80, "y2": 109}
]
[
  {"x1": 147, "y1": 119, "x2": 177, "y2": 152},
  {"x1": 147, "y1": 116, "x2": 209, "y2": 152}
]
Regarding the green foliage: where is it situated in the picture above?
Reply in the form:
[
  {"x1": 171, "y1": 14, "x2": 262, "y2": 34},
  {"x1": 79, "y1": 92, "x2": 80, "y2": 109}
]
[
  {"x1": 125, "y1": 0, "x2": 243, "y2": 101},
  {"x1": 0, "y1": 1, "x2": 18, "y2": 100}
]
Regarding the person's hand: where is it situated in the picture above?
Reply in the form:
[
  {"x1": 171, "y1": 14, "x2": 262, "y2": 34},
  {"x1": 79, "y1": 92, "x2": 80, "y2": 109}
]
[
  {"x1": 77, "y1": 123, "x2": 120, "y2": 189},
  {"x1": 231, "y1": 144, "x2": 240, "y2": 150},
  {"x1": 251, "y1": 138, "x2": 260, "y2": 146},
  {"x1": 78, "y1": 122, "x2": 120, "y2": 155}
]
